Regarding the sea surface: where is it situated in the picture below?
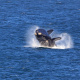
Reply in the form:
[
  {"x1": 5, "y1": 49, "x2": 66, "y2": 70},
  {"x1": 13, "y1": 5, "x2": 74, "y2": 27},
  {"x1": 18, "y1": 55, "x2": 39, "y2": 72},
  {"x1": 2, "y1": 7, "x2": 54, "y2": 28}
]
[{"x1": 0, "y1": 0, "x2": 80, "y2": 80}]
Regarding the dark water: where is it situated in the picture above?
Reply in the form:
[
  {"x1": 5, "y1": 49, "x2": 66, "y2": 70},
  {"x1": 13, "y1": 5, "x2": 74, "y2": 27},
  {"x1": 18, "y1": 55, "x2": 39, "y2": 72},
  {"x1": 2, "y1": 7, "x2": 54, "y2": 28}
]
[{"x1": 0, "y1": 0, "x2": 80, "y2": 80}]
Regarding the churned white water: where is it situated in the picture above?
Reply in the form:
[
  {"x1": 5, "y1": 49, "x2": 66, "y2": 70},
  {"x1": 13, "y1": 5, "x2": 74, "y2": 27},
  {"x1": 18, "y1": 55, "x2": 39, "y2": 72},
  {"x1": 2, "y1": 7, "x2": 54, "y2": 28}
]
[
  {"x1": 24, "y1": 26, "x2": 73, "y2": 49},
  {"x1": 52, "y1": 33, "x2": 73, "y2": 49}
]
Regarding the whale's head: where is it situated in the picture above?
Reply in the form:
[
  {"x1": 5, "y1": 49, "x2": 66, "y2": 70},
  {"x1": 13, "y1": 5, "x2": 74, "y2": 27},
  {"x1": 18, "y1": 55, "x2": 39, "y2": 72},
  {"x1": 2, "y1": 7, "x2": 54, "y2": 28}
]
[{"x1": 35, "y1": 29, "x2": 50, "y2": 37}]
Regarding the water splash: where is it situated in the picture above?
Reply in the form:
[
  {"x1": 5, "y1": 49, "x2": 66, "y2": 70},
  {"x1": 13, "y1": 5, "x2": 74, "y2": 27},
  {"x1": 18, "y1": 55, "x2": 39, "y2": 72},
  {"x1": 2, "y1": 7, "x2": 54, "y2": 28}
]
[
  {"x1": 52, "y1": 33, "x2": 73, "y2": 49},
  {"x1": 24, "y1": 26, "x2": 73, "y2": 49},
  {"x1": 24, "y1": 26, "x2": 40, "y2": 47}
]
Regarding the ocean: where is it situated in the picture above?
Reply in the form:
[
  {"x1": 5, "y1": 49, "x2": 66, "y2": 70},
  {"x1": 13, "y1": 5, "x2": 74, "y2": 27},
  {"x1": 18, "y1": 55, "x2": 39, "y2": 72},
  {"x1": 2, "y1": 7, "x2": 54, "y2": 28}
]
[{"x1": 0, "y1": 0, "x2": 80, "y2": 80}]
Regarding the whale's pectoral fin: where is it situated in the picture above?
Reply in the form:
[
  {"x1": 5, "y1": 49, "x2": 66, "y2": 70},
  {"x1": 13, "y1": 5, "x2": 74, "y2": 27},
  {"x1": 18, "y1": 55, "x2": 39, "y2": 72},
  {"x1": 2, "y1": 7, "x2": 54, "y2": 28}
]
[
  {"x1": 52, "y1": 37, "x2": 61, "y2": 41},
  {"x1": 47, "y1": 29, "x2": 53, "y2": 34}
]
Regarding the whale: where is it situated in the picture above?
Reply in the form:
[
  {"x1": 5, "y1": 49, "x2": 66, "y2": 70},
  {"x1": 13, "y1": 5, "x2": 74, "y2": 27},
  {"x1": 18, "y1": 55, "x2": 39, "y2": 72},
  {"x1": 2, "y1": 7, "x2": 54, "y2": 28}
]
[{"x1": 34, "y1": 29, "x2": 61, "y2": 47}]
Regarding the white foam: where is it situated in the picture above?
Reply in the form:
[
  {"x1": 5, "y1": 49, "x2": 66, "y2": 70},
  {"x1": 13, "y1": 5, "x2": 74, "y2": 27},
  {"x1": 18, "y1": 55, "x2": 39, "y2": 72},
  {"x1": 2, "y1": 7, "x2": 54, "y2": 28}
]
[
  {"x1": 55, "y1": 33, "x2": 73, "y2": 49},
  {"x1": 24, "y1": 26, "x2": 73, "y2": 49},
  {"x1": 24, "y1": 26, "x2": 41, "y2": 48}
]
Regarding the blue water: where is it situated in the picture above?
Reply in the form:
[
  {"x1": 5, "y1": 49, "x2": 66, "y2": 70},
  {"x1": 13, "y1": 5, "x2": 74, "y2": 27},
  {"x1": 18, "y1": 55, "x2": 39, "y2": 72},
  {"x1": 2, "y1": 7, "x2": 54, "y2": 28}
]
[{"x1": 0, "y1": 0, "x2": 80, "y2": 80}]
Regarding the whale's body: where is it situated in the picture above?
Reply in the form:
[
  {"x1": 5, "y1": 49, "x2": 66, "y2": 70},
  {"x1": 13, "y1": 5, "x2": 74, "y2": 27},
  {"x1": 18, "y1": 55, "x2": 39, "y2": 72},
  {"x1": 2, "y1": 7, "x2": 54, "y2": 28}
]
[{"x1": 35, "y1": 29, "x2": 61, "y2": 47}]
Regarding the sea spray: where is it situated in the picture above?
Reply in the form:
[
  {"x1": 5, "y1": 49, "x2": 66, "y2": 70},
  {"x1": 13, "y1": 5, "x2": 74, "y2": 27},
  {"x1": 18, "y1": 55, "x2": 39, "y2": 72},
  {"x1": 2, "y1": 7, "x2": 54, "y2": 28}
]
[
  {"x1": 24, "y1": 26, "x2": 73, "y2": 49},
  {"x1": 53, "y1": 33, "x2": 73, "y2": 49},
  {"x1": 24, "y1": 26, "x2": 40, "y2": 47}
]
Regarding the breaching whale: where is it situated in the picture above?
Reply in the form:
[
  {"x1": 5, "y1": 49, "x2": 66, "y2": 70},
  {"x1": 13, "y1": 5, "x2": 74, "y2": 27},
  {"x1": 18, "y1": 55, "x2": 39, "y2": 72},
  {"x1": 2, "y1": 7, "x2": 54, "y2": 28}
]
[{"x1": 34, "y1": 29, "x2": 61, "y2": 47}]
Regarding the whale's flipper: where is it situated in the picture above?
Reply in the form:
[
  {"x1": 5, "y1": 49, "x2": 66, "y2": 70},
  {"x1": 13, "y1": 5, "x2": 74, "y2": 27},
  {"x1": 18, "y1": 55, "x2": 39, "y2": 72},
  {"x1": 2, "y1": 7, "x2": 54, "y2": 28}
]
[
  {"x1": 47, "y1": 29, "x2": 53, "y2": 34},
  {"x1": 52, "y1": 37, "x2": 61, "y2": 41}
]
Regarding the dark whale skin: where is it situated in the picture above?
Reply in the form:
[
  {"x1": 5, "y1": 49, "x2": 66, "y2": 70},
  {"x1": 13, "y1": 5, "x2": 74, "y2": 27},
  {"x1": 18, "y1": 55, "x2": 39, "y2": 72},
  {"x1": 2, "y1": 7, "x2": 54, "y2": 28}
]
[{"x1": 35, "y1": 29, "x2": 61, "y2": 47}]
